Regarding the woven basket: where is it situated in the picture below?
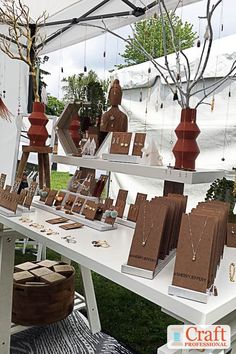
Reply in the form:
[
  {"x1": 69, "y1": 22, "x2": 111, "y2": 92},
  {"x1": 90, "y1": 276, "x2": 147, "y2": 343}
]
[{"x1": 12, "y1": 264, "x2": 75, "y2": 326}]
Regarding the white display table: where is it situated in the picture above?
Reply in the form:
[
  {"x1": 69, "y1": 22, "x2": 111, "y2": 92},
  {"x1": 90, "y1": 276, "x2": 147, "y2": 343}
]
[{"x1": 0, "y1": 207, "x2": 236, "y2": 354}]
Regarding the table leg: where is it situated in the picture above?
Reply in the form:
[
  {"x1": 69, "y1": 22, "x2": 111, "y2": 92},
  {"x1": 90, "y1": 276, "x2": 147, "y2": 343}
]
[
  {"x1": 80, "y1": 265, "x2": 101, "y2": 334},
  {"x1": 0, "y1": 233, "x2": 16, "y2": 354}
]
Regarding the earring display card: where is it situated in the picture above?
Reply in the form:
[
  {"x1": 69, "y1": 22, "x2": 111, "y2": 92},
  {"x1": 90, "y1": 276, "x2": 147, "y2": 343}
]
[
  {"x1": 103, "y1": 198, "x2": 114, "y2": 210},
  {"x1": 24, "y1": 182, "x2": 38, "y2": 209},
  {"x1": 127, "y1": 200, "x2": 168, "y2": 271},
  {"x1": 12, "y1": 178, "x2": 22, "y2": 194},
  {"x1": 110, "y1": 132, "x2": 132, "y2": 155},
  {"x1": 92, "y1": 175, "x2": 108, "y2": 198},
  {"x1": 18, "y1": 189, "x2": 28, "y2": 205},
  {"x1": 46, "y1": 217, "x2": 69, "y2": 225},
  {"x1": 5, "y1": 185, "x2": 12, "y2": 192},
  {"x1": 69, "y1": 170, "x2": 82, "y2": 193},
  {"x1": 44, "y1": 189, "x2": 58, "y2": 207},
  {"x1": 132, "y1": 133, "x2": 146, "y2": 157},
  {"x1": 0, "y1": 173, "x2": 6, "y2": 189},
  {"x1": 172, "y1": 213, "x2": 217, "y2": 293},
  {"x1": 72, "y1": 197, "x2": 85, "y2": 214},
  {"x1": 79, "y1": 173, "x2": 95, "y2": 196},
  {"x1": 59, "y1": 222, "x2": 84, "y2": 230},
  {"x1": 82, "y1": 201, "x2": 98, "y2": 221},
  {"x1": 64, "y1": 194, "x2": 76, "y2": 210},
  {"x1": 135, "y1": 193, "x2": 147, "y2": 205},
  {"x1": 54, "y1": 191, "x2": 66, "y2": 207}
]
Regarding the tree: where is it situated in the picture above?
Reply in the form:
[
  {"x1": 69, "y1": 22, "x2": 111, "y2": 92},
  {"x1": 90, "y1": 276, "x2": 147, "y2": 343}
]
[
  {"x1": 119, "y1": 13, "x2": 196, "y2": 67},
  {"x1": 46, "y1": 96, "x2": 64, "y2": 116},
  {"x1": 62, "y1": 70, "x2": 107, "y2": 123}
]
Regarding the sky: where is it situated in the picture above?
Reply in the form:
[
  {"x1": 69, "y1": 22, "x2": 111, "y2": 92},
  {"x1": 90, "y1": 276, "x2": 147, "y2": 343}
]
[{"x1": 43, "y1": 0, "x2": 236, "y2": 99}]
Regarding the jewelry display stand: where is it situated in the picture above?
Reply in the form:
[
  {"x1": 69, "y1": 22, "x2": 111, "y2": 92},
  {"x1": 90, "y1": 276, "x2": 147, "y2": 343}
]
[
  {"x1": 102, "y1": 153, "x2": 141, "y2": 164},
  {"x1": 122, "y1": 250, "x2": 176, "y2": 279},
  {"x1": 116, "y1": 217, "x2": 136, "y2": 229},
  {"x1": 168, "y1": 284, "x2": 209, "y2": 304},
  {"x1": 17, "y1": 205, "x2": 36, "y2": 213},
  {"x1": 0, "y1": 206, "x2": 22, "y2": 217},
  {"x1": 33, "y1": 198, "x2": 117, "y2": 232}
]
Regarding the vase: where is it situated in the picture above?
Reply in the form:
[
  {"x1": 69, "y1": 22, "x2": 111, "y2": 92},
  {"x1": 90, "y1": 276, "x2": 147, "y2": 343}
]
[
  {"x1": 172, "y1": 108, "x2": 200, "y2": 170},
  {"x1": 69, "y1": 113, "x2": 81, "y2": 147},
  {"x1": 27, "y1": 102, "x2": 48, "y2": 146}
]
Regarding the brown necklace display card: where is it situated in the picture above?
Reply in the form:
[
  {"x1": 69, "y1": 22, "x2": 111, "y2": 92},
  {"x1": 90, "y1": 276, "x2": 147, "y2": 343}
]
[
  {"x1": 172, "y1": 214, "x2": 217, "y2": 293},
  {"x1": 135, "y1": 193, "x2": 147, "y2": 205},
  {"x1": 127, "y1": 204, "x2": 139, "y2": 222},
  {"x1": 59, "y1": 222, "x2": 83, "y2": 230},
  {"x1": 79, "y1": 174, "x2": 95, "y2": 196},
  {"x1": 0, "y1": 173, "x2": 6, "y2": 189},
  {"x1": 44, "y1": 189, "x2": 58, "y2": 207},
  {"x1": 103, "y1": 198, "x2": 114, "y2": 210},
  {"x1": 110, "y1": 132, "x2": 132, "y2": 155},
  {"x1": 116, "y1": 189, "x2": 128, "y2": 203},
  {"x1": 92, "y1": 175, "x2": 108, "y2": 198},
  {"x1": 69, "y1": 170, "x2": 82, "y2": 193},
  {"x1": 132, "y1": 133, "x2": 146, "y2": 157},
  {"x1": 127, "y1": 200, "x2": 168, "y2": 271},
  {"x1": 24, "y1": 182, "x2": 38, "y2": 209},
  {"x1": 46, "y1": 217, "x2": 69, "y2": 225}
]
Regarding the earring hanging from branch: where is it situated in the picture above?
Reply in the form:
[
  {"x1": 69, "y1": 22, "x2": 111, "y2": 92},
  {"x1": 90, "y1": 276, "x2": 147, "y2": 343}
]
[{"x1": 84, "y1": 26, "x2": 88, "y2": 73}]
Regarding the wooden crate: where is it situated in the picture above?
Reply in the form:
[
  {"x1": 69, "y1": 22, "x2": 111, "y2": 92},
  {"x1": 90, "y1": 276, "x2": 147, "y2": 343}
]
[{"x1": 12, "y1": 262, "x2": 75, "y2": 326}]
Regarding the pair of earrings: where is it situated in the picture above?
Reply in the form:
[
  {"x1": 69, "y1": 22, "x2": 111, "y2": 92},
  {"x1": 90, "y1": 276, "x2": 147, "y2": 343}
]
[{"x1": 104, "y1": 210, "x2": 118, "y2": 219}]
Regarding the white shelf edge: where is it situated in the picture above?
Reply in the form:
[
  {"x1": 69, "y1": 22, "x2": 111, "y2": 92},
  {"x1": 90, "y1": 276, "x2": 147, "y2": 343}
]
[{"x1": 52, "y1": 154, "x2": 225, "y2": 185}]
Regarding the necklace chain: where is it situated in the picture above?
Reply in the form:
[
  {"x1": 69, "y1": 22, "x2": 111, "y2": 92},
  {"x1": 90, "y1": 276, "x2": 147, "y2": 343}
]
[
  {"x1": 142, "y1": 203, "x2": 154, "y2": 247},
  {"x1": 187, "y1": 214, "x2": 208, "y2": 261}
]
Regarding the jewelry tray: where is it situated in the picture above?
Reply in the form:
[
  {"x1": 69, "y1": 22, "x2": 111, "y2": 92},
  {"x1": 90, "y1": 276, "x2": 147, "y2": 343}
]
[{"x1": 121, "y1": 250, "x2": 176, "y2": 279}]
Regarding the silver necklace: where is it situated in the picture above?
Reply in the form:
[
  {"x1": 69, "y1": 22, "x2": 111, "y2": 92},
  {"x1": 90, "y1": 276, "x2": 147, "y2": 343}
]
[
  {"x1": 187, "y1": 214, "x2": 208, "y2": 261},
  {"x1": 142, "y1": 203, "x2": 154, "y2": 246}
]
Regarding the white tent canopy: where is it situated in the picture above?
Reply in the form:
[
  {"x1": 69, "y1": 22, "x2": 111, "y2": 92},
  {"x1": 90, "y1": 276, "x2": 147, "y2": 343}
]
[{"x1": 0, "y1": 0, "x2": 201, "y2": 54}]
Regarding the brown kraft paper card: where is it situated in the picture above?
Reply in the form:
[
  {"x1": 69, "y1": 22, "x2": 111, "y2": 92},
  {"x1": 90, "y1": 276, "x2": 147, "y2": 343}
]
[
  {"x1": 172, "y1": 213, "x2": 217, "y2": 293},
  {"x1": 127, "y1": 200, "x2": 168, "y2": 271}
]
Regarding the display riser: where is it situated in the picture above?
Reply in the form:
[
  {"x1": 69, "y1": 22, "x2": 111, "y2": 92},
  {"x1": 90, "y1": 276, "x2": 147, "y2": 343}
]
[
  {"x1": 121, "y1": 250, "x2": 176, "y2": 279},
  {"x1": 17, "y1": 205, "x2": 35, "y2": 213},
  {"x1": 168, "y1": 285, "x2": 209, "y2": 304},
  {"x1": 116, "y1": 217, "x2": 136, "y2": 229},
  {"x1": 0, "y1": 206, "x2": 21, "y2": 217},
  {"x1": 102, "y1": 153, "x2": 141, "y2": 164},
  {"x1": 32, "y1": 201, "x2": 117, "y2": 232}
]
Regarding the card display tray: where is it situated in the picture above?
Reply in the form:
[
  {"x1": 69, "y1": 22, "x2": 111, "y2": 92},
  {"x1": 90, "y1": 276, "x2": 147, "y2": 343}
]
[
  {"x1": 0, "y1": 206, "x2": 22, "y2": 217},
  {"x1": 121, "y1": 250, "x2": 176, "y2": 279},
  {"x1": 168, "y1": 284, "x2": 209, "y2": 304},
  {"x1": 116, "y1": 217, "x2": 136, "y2": 229},
  {"x1": 32, "y1": 200, "x2": 117, "y2": 232},
  {"x1": 17, "y1": 205, "x2": 36, "y2": 213},
  {"x1": 102, "y1": 153, "x2": 141, "y2": 164}
]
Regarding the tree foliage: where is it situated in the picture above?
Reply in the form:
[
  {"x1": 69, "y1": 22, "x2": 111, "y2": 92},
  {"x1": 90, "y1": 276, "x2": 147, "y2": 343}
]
[
  {"x1": 46, "y1": 96, "x2": 64, "y2": 116},
  {"x1": 119, "y1": 13, "x2": 197, "y2": 67},
  {"x1": 62, "y1": 70, "x2": 107, "y2": 121}
]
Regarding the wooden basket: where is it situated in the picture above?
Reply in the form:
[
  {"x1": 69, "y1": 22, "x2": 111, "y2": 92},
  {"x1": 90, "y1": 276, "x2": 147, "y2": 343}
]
[{"x1": 12, "y1": 264, "x2": 75, "y2": 326}]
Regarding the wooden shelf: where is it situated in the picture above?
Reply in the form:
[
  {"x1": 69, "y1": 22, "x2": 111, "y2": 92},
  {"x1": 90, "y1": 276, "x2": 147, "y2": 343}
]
[{"x1": 52, "y1": 154, "x2": 225, "y2": 185}]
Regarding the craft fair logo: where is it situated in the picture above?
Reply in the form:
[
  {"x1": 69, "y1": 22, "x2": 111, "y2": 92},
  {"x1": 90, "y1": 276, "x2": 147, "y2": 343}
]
[{"x1": 167, "y1": 325, "x2": 231, "y2": 350}]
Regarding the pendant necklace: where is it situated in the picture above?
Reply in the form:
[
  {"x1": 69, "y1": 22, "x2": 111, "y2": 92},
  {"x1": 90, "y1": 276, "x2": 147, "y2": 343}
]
[
  {"x1": 110, "y1": 115, "x2": 115, "y2": 128},
  {"x1": 187, "y1": 214, "x2": 208, "y2": 261},
  {"x1": 142, "y1": 203, "x2": 154, "y2": 246}
]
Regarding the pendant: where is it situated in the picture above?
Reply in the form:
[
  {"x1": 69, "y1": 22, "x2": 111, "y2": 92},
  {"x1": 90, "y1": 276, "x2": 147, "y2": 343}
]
[
  {"x1": 110, "y1": 115, "x2": 115, "y2": 121},
  {"x1": 142, "y1": 241, "x2": 146, "y2": 246},
  {"x1": 192, "y1": 254, "x2": 196, "y2": 261}
]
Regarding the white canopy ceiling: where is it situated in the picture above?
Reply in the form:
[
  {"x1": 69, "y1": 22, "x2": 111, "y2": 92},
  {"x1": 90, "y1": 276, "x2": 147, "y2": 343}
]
[{"x1": 0, "y1": 0, "x2": 202, "y2": 54}]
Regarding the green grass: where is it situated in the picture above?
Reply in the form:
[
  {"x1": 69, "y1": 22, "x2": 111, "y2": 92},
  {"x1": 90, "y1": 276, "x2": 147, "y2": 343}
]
[
  {"x1": 14, "y1": 171, "x2": 178, "y2": 354},
  {"x1": 50, "y1": 171, "x2": 71, "y2": 191}
]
